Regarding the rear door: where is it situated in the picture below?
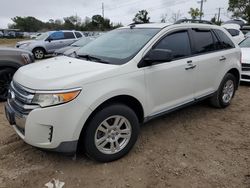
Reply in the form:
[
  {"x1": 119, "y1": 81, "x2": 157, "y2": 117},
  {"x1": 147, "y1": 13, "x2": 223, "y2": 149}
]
[
  {"x1": 189, "y1": 28, "x2": 226, "y2": 99},
  {"x1": 63, "y1": 32, "x2": 77, "y2": 46}
]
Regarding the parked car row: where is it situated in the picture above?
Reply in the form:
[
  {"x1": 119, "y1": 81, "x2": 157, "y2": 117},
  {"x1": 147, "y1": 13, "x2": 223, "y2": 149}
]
[
  {"x1": 4, "y1": 21, "x2": 242, "y2": 162},
  {"x1": 16, "y1": 30, "x2": 84, "y2": 59}
]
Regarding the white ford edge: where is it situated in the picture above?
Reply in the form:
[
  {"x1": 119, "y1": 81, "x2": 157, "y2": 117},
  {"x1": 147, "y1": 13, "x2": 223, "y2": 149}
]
[{"x1": 5, "y1": 22, "x2": 241, "y2": 162}]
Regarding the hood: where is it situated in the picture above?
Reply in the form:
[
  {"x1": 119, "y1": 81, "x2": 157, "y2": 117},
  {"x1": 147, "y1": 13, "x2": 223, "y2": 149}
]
[
  {"x1": 54, "y1": 46, "x2": 72, "y2": 54},
  {"x1": 13, "y1": 56, "x2": 117, "y2": 90},
  {"x1": 63, "y1": 47, "x2": 80, "y2": 56},
  {"x1": 16, "y1": 40, "x2": 36, "y2": 46},
  {"x1": 0, "y1": 47, "x2": 32, "y2": 55},
  {"x1": 241, "y1": 48, "x2": 250, "y2": 64}
]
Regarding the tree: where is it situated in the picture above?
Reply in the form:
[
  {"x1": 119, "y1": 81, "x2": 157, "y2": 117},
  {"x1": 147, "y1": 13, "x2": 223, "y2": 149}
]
[
  {"x1": 170, "y1": 11, "x2": 183, "y2": 22},
  {"x1": 228, "y1": 0, "x2": 250, "y2": 24},
  {"x1": 211, "y1": 15, "x2": 222, "y2": 25},
  {"x1": 188, "y1": 8, "x2": 203, "y2": 20},
  {"x1": 133, "y1": 10, "x2": 150, "y2": 23},
  {"x1": 10, "y1": 16, "x2": 44, "y2": 32},
  {"x1": 160, "y1": 14, "x2": 168, "y2": 23}
]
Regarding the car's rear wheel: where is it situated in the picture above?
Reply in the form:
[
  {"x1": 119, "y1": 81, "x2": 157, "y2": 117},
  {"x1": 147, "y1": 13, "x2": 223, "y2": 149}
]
[
  {"x1": 33, "y1": 48, "x2": 45, "y2": 59},
  {"x1": 0, "y1": 68, "x2": 16, "y2": 101},
  {"x1": 83, "y1": 104, "x2": 140, "y2": 162},
  {"x1": 210, "y1": 73, "x2": 236, "y2": 108}
]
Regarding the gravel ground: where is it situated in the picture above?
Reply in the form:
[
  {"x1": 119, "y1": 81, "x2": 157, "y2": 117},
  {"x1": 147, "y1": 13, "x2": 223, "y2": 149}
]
[{"x1": 0, "y1": 85, "x2": 250, "y2": 188}]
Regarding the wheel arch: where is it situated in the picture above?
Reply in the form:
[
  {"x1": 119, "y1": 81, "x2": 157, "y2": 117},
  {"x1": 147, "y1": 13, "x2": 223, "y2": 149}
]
[
  {"x1": 77, "y1": 95, "x2": 144, "y2": 150},
  {"x1": 227, "y1": 68, "x2": 240, "y2": 89},
  {"x1": 0, "y1": 61, "x2": 21, "y2": 70}
]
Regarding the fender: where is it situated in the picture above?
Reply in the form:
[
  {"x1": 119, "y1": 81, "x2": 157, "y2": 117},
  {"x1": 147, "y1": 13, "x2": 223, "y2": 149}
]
[{"x1": 0, "y1": 60, "x2": 22, "y2": 70}]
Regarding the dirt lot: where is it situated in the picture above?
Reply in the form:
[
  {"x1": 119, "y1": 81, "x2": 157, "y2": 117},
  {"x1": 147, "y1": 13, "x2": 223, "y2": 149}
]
[
  {"x1": 0, "y1": 39, "x2": 25, "y2": 47},
  {"x1": 0, "y1": 85, "x2": 250, "y2": 188}
]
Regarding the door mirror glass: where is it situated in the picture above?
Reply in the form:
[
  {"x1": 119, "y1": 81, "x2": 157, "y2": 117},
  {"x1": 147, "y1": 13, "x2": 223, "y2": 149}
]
[{"x1": 144, "y1": 49, "x2": 173, "y2": 64}]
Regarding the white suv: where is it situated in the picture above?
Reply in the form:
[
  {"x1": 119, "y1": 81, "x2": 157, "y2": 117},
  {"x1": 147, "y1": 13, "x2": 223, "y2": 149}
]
[{"x1": 5, "y1": 23, "x2": 241, "y2": 162}]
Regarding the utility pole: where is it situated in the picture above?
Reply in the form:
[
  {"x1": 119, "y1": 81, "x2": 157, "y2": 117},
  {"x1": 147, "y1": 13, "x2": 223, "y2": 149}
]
[
  {"x1": 217, "y1": 7, "x2": 224, "y2": 23},
  {"x1": 102, "y1": 2, "x2": 104, "y2": 18},
  {"x1": 199, "y1": 0, "x2": 204, "y2": 20}
]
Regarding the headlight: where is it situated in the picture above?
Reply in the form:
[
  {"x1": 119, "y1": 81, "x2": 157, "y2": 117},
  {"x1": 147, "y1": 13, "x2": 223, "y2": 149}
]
[
  {"x1": 20, "y1": 42, "x2": 31, "y2": 47},
  {"x1": 32, "y1": 89, "x2": 81, "y2": 107},
  {"x1": 21, "y1": 53, "x2": 31, "y2": 64}
]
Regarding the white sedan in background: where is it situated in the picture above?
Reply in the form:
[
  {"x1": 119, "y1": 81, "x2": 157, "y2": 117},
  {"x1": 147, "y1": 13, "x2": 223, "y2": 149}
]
[{"x1": 239, "y1": 37, "x2": 250, "y2": 82}]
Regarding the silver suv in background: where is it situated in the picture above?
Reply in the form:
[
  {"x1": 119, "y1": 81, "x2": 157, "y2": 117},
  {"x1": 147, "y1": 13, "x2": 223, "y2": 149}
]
[{"x1": 16, "y1": 30, "x2": 83, "y2": 59}]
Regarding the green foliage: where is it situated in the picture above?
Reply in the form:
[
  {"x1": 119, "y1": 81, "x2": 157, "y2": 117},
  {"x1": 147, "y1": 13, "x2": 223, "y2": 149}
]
[
  {"x1": 211, "y1": 16, "x2": 222, "y2": 25},
  {"x1": 9, "y1": 16, "x2": 44, "y2": 32},
  {"x1": 188, "y1": 8, "x2": 203, "y2": 20},
  {"x1": 228, "y1": 0, "x2": 250, "y2": 24},
  {"x1": 8, "y1": 15, "x2": 123, "y2": 32},
  {"x1": 133, "y1": 10, "x2": 150, "y2": 23}
]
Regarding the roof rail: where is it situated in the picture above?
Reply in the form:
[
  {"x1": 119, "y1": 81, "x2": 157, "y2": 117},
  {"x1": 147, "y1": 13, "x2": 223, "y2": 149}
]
[{"x1": 175, "y1": 19, "x2": 213, "y2": 25}]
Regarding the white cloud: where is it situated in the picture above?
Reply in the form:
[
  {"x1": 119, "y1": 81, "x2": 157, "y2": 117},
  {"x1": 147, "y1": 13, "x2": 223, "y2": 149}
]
[{"x1": 0, "y1": 0, "x2": 231, "y2": 28}]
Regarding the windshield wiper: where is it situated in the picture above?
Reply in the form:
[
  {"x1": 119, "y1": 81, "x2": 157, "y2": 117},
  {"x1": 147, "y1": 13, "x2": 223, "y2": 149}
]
[{"x1": 77, "y1": 54, "x2": 110, "y2": 64}]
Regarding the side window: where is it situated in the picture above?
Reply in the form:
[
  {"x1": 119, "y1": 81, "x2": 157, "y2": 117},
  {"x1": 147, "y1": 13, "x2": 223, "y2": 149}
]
[
  {"x1": 213, "y1": 29, "x2": 235, "y2": 49},
  {"x1": 154, "y1": 30, "x2": 191, "y2": 59},
  {"x1": 226, "y1": 29, "x2": 239, "y2": 37},
  {"x1": 192, "y1": 29, "x2": 216, "y2": 54},
  {"x1": 64, "y1": 32, "x2": 75, "y2": 39},
  {"x1": 75, "y1": 32, "x2": 82, "y2": 38},
  {"x1": 50, "y1": 31, "x2": 64, "y2": 40}
]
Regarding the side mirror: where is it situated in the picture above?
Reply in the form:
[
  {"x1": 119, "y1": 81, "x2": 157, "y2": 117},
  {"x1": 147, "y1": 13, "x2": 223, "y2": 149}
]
[
  {"x1": 144, "y1": 49, "x2": 173, "y2": 65},
  {"x1": 46, "y1": 37, "x2": 52, "y2": 42}
]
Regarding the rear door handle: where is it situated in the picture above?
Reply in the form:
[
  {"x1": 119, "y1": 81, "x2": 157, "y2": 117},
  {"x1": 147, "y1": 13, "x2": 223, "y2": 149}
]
[
  {"x1": 219, "y1": 56, "x2": 226, "y2": 61},
  {"x1": 185, "y1": 64, "x2": 196, "y2": 70}
]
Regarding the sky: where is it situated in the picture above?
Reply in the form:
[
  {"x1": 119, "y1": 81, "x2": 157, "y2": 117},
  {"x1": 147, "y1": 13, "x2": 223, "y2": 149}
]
[{"x1": 0, "y1": 0, "x2": 231, "y2": 28}]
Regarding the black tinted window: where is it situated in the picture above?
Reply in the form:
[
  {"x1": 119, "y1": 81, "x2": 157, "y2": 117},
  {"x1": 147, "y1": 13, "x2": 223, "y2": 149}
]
[
  {"x1": 214, "y1": 29, "x2": 235, "y2": 49},
  {"x1": 226, "y1": 29, "x2": 240, "y2": 37},
  {"x1": 192, "y1": 29, "x2": 215, "y2": 54},
  {"x1": 75, "y1": 32, "x2": 82, "y2": 38},
  {"x1": 64, "y1": 32, "x2": 75, "y2": 39},
  {"x1": 154, "y1": 30, "x2": 191, "y2": 59}
]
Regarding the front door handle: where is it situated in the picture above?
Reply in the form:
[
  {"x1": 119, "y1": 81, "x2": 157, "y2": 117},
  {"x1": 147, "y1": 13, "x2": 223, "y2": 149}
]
[
  {"x1": 185, "y1": 64, "x2": 196, "y2": 70},
  {"x1": 219, "y1": 56, "x2": 226, "y2": 61}
]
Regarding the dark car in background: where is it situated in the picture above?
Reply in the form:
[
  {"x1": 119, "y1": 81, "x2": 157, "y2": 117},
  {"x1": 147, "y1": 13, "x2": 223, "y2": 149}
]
[{"x1": 0, "y1": 48, "x2": 34, "y2": 101}]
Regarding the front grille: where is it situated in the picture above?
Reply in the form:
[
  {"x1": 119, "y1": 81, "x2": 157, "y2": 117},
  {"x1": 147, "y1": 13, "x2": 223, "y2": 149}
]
[
  {"x1": 8, "y1": 82, "x2": 38, "y2": 116},
  {"x1": 242, "y1": 63, "x2": 250, "y2": 71}
]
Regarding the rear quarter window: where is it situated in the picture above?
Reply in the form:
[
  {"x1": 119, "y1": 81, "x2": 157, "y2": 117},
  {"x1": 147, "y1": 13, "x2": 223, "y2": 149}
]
[
  {"x1": 213, "y1": 29, "x2": 235, "y2": 49},
  {"x1": 64, "y1": 32, "x2": 75, "y2": 39},
  {"x1": 75, "y1": 32, "x2": 83, "y2": 38}
]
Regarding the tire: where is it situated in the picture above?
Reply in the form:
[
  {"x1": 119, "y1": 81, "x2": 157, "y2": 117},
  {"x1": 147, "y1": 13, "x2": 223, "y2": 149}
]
[
  {"x1": 33, "y1": 48, "x2": 45, "y2": 59},
  {"x1": 210, "y1": 73, "x2": 236, "y2": 108},
  {"x1": 83, "y1": 104, "x2": 140, "y2": 162},
  {"x1": 0, "y1": 68, "x2": 16, "y2": 101}
]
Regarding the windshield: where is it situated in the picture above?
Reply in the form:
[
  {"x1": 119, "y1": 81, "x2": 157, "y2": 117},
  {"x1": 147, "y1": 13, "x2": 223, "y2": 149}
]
[
  {"x1": 239, "y1": 37, "x2": 250, "y2": 48},
  {"x1": 77, "y1": 28, "x2": 160, "y2": 65},
  {"x1": 71, "y1": 37, "x2": 93, "y2": 47},
  {"x1": 35, "y1": 32, "x2": 49, "y2": 40}
]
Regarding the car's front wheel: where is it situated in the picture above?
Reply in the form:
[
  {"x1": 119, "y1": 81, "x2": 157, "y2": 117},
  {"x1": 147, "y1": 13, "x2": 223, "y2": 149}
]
[
  {"x1": 83, "y1": 104, "x2": 140, "y2": 162},
  {"x1": 210, "y1": 73, "x2": 237, "y2": 108},
  {"x1": 0, "y1": 68, "x2": 16, "y2": 101},
  {"x1": 33, "y1": 48, "x2": 45, "y2": 59}
]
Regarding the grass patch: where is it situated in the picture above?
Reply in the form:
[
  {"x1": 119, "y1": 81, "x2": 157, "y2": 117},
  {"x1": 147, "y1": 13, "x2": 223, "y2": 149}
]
[{"x1": 0, "y1": 38, "x2": 27, "y2": 47}]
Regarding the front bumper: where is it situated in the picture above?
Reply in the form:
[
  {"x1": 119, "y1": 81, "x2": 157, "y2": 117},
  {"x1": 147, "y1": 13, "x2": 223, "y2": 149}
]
[
  {"x1": 5, "y1": 82, "x2": 92, "y2": 153},
  {"x1": 241, "y1": 63, "x2": 250, "y2": 82}
]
